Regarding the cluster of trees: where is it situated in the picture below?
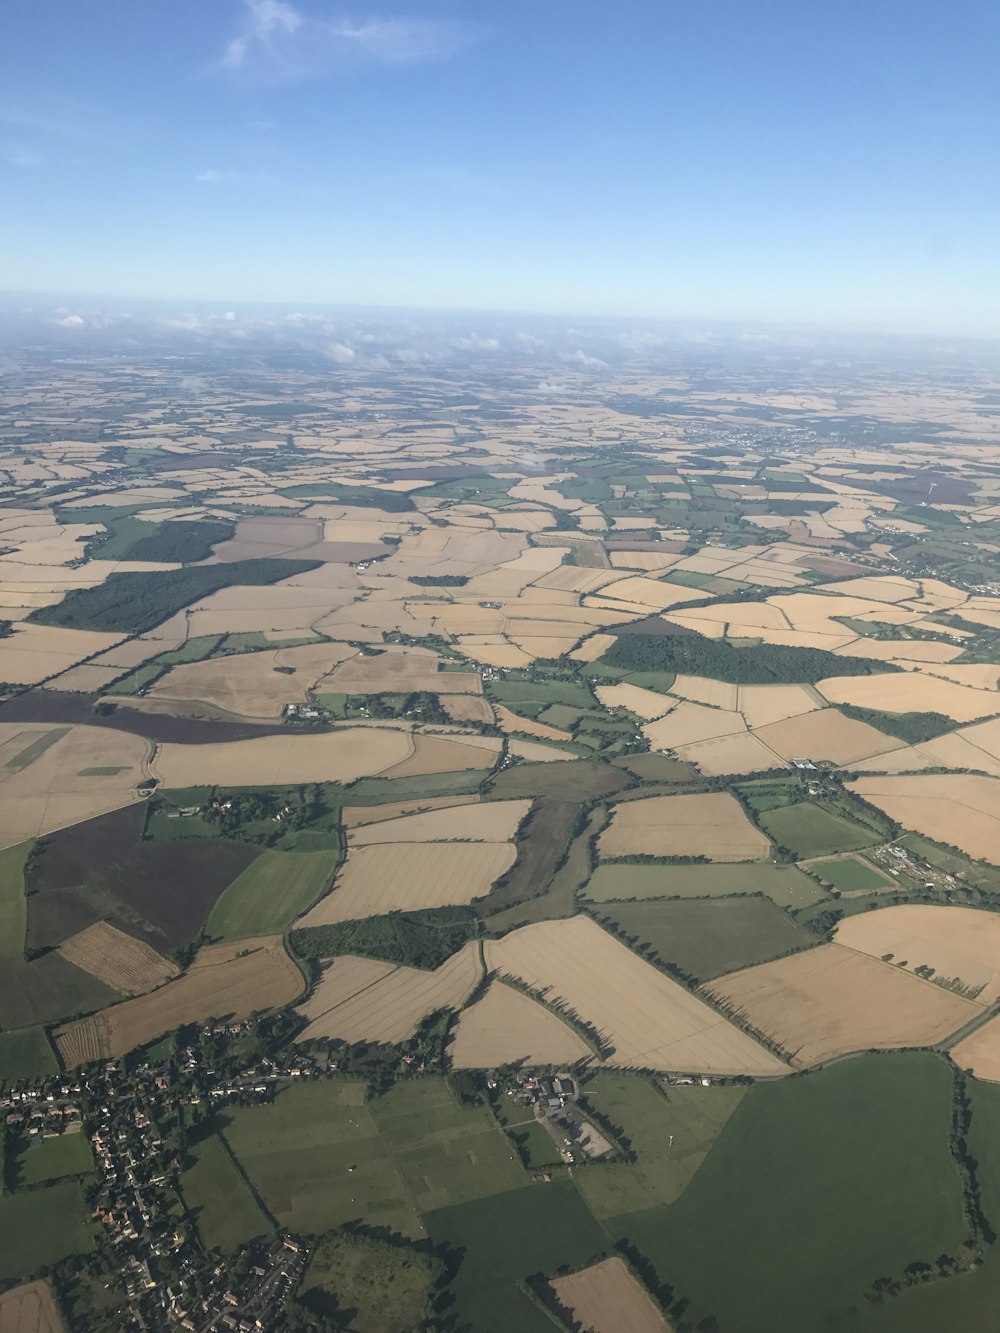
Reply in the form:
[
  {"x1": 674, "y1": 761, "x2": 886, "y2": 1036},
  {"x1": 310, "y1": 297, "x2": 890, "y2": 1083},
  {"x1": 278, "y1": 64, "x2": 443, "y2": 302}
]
[
  {"x1": 408, "y1": 573, "x2": 470, "y2": 586},
  {"x1": 838, "y1": 702, "x2": 954, "y2": 744},
  {"x1": 291, "y1": 906, "x2": 479, "y2": 970},
  {"x1": 601, "y1": 632, "x2": 897, "y2": 684},
  {"x1": 29, "y1": 557, "x2": 319, "y2": 633},
  {"x1": 118, "y1": 518, "x2": 234, "y2": 562}
]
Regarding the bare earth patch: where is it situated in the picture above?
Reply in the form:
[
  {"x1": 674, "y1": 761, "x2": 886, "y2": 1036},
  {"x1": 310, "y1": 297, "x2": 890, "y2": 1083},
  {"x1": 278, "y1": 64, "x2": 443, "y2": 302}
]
[{"x1": 550, "y1": 1258, "x2": 672, "y2": 1333}]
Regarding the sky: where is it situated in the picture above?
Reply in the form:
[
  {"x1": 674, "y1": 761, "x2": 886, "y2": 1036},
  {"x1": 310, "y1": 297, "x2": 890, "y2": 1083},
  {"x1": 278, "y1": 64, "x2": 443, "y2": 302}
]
[{"x1": 2, "y1": 0, "x2": 1000, "y2": 335}]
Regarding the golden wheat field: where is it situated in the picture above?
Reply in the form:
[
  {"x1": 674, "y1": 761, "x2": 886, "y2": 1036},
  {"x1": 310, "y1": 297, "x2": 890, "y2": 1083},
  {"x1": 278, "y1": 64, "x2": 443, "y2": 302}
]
[
  {"x1": 550, "y1": 1259, "x2": 672, "y2": 1333},
  {"x1": 485, "y1": 916, "x2": 788, "y2": 1076},
  {"x1": 847, "y1": 773, "x2": 1000, "y2": 864},
  {"x1": 57, "y1": 921, "x2": 179, "y2": 996},
  {"x1": 836, "y1": 905, "x2": 1000, "y2": 1003},
  {"x1": 598, "y1": 791, "x2": 770, "y2": 861},
  {"x1": 449, "y1": 979, "x2": 593, "y2": 1068},
  {"x1": 702, "y1": 943, "x2": 977, "y2": 1067},
  {"x1": 347, "y1": 798, "x2": 530, "y2": 845}
]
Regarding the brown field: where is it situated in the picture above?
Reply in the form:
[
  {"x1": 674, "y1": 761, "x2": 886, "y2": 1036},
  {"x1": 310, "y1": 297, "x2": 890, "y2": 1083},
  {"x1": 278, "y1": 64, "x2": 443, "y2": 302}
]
[
  {"x1": 57, "y1": 921, "x2": 179, "y2": 996},
  {"x1": 449, "y1": 979, "x2": 593, "y2": 1068},
  {"x1": 847, "y1": 774, "x2": 1000, "y2": 864},
  {"x1": 550, "y1": 1258, "x2": 672, "y2": 1333},
  {"x1": 818, "y1": 673, "x2": 997, "y2": 722},
  {"x1": 348, "y1": 798, "x2": 530, "y2": 845},
  {"x1": 569, "y1": 632, "x2": 617, "y2": 662},
  {"x1": 54, "y1": 936, "x2": 303, "y2": 1066},
  {"x1": 951, "y1": 1014, "x2": 1000, "y2": 1082},
  {"x1": 147, "y1": 641, "x2": 357, "y2": 719},
  {"x1": 340, "y1": 794, "x2": 480, "y2": 828},
  {"x1": 299, "y1": 841, "x2": 517, "y2": 924},
  {"x1": 752, "y1": 707, "x2": 902, "y2": 765},
  {"x1": 596, "y1": 682, "x2": 673, "y2": 719},
  {"x1": 668, "y1": 674, "x2": 739, "y2": 709},
  {"x1": 0, "y1": 623, "x2": 124, "y2": 685},
  {"x1": 736, "y1": 683, "x2": 823, "y2": 729},
  {"x1": 702, "y1": 943, "x2": 977, "y2": 1067},
  {"x1": 296, "y1": 940, "x2": 483, "y2": 1044},
  {"x1": 0, "y1": 1281, "x2": 65, "y2": 1333},
  {"x1": 0, "y1": 723, "x2": 147, "y2": 851},
  {"x1": 836, "y1": 905, "x2": 1000, "y2": 1002},
  {"x1": 643, "y1": 702, "x2": 746, "y2": 749},
  {"x1": 440, "y1": 694, "x2": 495, "y2": 725},
  {"x1": 675, "y1": 730, "x2": 786, "y2": 776},
  {"x1": 154, "y1": 727, "x2": 413, "y2": 787},
  {"x1": 484, "y1": 916, "x2": 788, "y2": 1075},
  {"x1": 323, "y1": 644, "x2": 482, "y2": 695},
  {"x1": 599, "y1": 792, "x2": 770, "y2": 861},
  {"x1": 382, "y1": 731, "x2": 502, "y2": 778}
]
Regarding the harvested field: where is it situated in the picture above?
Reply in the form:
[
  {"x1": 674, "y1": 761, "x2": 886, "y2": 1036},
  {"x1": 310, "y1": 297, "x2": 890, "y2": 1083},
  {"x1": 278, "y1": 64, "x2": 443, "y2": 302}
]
[
  {"x1": 702, "y1": 943, "x2": 977, "y2": 1067},
  {"x1": 324, "y1": 646, "x2": 482, "y2": 695},
  {"x1": 440, "y1": 694, "x2": 495, "y2": 725},
  {"x1": 296, "y1": 940, "x2": 483, "y2": 1044},
  {"x1": 818, "y1": 673, "x2": 997, "y2": 723},
  {"x1": 147, "y1": 641, "x2": 357, "y2": 719},
  {"x1": 349, "y1": 798, "x2": 530, "y2": 845},
  {"x1": 300, "y1": 842, "x2": 516, "y2": 924},
  {"x1": 675, "y1": 730, "x2": 785, "y2": 776},
  {"x1": 154, "y1": 727, "x2": 413, "y2": 786},
  {"x1": 57, "y1": 920, "x2": 179, "y2": 995},
  {"x1": 549, "y1": 1258, "x2": 671, "y2": 1333},
  {"x1": 583, "y1": 861, "x2": 826, "y2": 908},
  {"x1": 0, "y1": 723, "x2": 147, "y2": 851},
  {"x1": 484, "y1": 916, "x2": 788, "y2": 1075},
  {"x1": 341, "y1": 794, "x2": 479, "y2": 827},
  {"x1": 596, "y1": 683, "x2": 673, "y2": 719},
  {"x1": 0, "y1": 1280, "x2": 65, "y2": 1333},
  {"x1": 450, "y1": 979, "x2": 592, "y2": 1068},
  {"x1": 669, "y1": 674, "x2": 739, "y2": 709},
  {"x1": 736, "y1": 683, "x2": 823, "y2": 728},
  {"x1": 599, "y1": 792, "x2": 770, "y2": 861},
  {"x1": 382, "y1": 732, "x2": 502, "y2": 778},
  {"x1": 643, "y1": 702, "x2": 746, "y2": 750},
  {"x1": 0, "y1": 624, "x2": 123, "y2": 685},
  {"x1": 836, "y1": 904, "x2": 1000, "y2": 1001},
  {"x1": 752, "y1": 707, "x2": 902, "y2": 765},
  {"x1": 847, "y1": 773, "x2": 1000, "y2": 864},
  {"x1": 494, "y1": 704, "x2": 572, "y2": 742},
  {"x1": 54, "y1": 936, "x2": 303, "y2": 1066},
  {"x1": 951, "y1": 1013, "x2": 1000, "y2": 1081}
]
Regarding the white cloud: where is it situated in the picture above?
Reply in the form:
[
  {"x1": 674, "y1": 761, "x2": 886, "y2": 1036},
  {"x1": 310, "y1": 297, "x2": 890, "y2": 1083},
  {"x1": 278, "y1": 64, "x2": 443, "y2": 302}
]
[
  {"x1": 560, "y1": 349, "x2": 608, "y2": 369},
  {"x1": 55, "y1": 313, "x2": 85, "y2": 328},
  {"x1": 216, "y1": 2, "x2": 480, "y2": 82},
  {"x1": 516, "y1": 331, "x2": 545, "y2": 349},
  {"x1": 222, "y1": 310, "x2": 238, "y2": 321},
  {"x1": 326, "y1": 341, "x2": 355, "y2": 363}
]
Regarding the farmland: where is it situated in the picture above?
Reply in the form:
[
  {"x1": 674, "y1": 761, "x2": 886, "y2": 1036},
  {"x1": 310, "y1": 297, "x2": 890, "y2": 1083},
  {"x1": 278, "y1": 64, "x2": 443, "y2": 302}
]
[
  {"x1": 0, "y1": 1180, "x2": 95, "y2": 1281},
  {"x1": 848, "y1": 774, "x2": 1000, "y2": 864},
  {"x1": 296, "y1": 1231, "x2": 441, "y2": 1333},
  {"x1": 583, "y1": 860, "x2": 826, "y2": 907},
  {"x1": 612, "y1": 1054, "x2": 968, "y2": 1333},
  {"x1": 550, "y1": 1257, "x2": 672, "y2": 1333},
  {"x1": 0, "y1": 1282, "x2": 64, "y2": 1333},
  {"x1": 593, "y1": 895, "x2": 815, "y2": 981},
  {"x1": 179, "y1": 1126, "x2": 274, "y2": 1252},
  {"x1": 836, "y1": 905, "x2": 1000, "y2": 1001},
  {"x1": 449, "y1": 978, "x2": 593, "y2": 1068},
  {"x1": 757, "y1": 800, "x2": 877, "y2": 858},
  {"x1": 599, "y1": 791, "x2": 770, "y2": 861},
  {"x1": 204, "y1": 848, "x2": 339, "y2": 939}
]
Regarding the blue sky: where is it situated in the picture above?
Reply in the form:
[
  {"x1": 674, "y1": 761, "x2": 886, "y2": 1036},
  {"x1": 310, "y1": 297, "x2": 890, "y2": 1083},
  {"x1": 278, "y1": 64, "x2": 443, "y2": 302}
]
[{"x1": 2, "y1": 0, "x2": 999, "y2": 333}]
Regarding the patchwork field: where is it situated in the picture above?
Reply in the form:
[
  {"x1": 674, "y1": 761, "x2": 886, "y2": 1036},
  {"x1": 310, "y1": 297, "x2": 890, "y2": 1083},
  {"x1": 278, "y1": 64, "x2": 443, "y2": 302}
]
[
  {"x1": 702, "y1": 942, "x2": 977, "y2": 1066},
  {"x1": 599, "y1": 791, "x2": 770, "y2": 861},
  {"x1": 847, "y1": 774, "x2": 1000, "y2": 864},
  {"x1": 449, "y1": 978, "x2": 593, "y2": 1068},
  {"x1": 54, "y1": 936, "x2": 303, "y2": 1065},
  {"x1": 485, "y1": 915, "x2": 788, "y2": 1075},
  {"x1": 56, "y1": 920, "x2": 179, "y2": 995},
  {"x1": 550, "y1": 1258, "x2": 671, "y2": 1333},
  {"x1": 583, "y1": 861, "x2": 826, "y2": 908},
  {"x1": 295, "y1": 941, "x2": 483, "y2": 1044}
]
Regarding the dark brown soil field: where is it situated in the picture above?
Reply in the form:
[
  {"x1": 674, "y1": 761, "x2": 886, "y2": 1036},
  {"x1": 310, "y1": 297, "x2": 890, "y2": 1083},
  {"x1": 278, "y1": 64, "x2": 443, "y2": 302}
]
[
  {"x1": 487, "y1": 759, "x2": 629, "y2": 802},
  {"x1": 477, "y1": 796, "x2": 581, "y2": 925},
  {"x1": 26, "y1": 806, "x2": 259, "y2": 953}
]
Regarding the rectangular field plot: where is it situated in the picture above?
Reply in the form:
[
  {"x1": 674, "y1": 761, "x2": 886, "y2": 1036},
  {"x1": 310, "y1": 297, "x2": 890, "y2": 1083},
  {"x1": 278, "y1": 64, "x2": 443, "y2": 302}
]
[
  {"x1": 9, "y1": 1132, "x2": 94, "y2": 1189},
  {"x1": 610, "y1": 1054, "x2": 967, "y2": 1333},
  {"x1": 179, "y1": 1128, "x2": 273, "y2": 1252},
  {"x1": 757, "y1": 801, "x2": 877, "y2": 858},
  {"x1": 368, "y1": 1079, "x2": 527, "y2": 1211},
  {"x1": 594, "y1": 897, "x2": 815, "y2": 982},
  {"x1": 576, "y1": 1074, "x2": 746, "y2": 1218},
  {"x1": 551, "y1": 1257, "x2": 671, "y2": 1333},
  {"x1": 0, "y1": 1027, "x2": 58, "y2": 1080},
  {"x1": 204, "y1": 848, "x2": 339, "y2": 939},
  {"x1": 221, "y1": 1079, "x2": 424, "y2": 1238},
  {"x1": 583, "y1": 861, "x2": 826, "y2": 908},
  {"x1": 807, "y1": 853, "x2": 895, "y2": 893},
  {"x1": 0, "y1": 1180, "x2": 95, "y2": 1281},
  {"x1": 702, "y1": 942, "x2": 978, "y2": 1067}
]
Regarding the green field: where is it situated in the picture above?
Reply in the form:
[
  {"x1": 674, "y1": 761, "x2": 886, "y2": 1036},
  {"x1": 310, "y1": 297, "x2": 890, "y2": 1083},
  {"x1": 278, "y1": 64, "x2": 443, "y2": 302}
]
[
  {"x1": 576, "y1": 1074, "x2": 746, "y2": 1218},
  {"x1": 613, "y1": 1054, "x2": 967, "y2": 1333},
  {"x1": 368, "y1": 1078, "x2": 526, "y2": 1212},
  {"x1": 296, "y1": 1230, "x2": 441, "y2": 1332},
  {"x1": 426, "y1": 1179, "x2": 611, "y2": 1333},
  {"x1": 8, "y1": 1132, "x2": 94, "y2": 1189},
  {"x1": 487, "y1": 679, "x2": 595, "y2": 720},
  {"x1": 583, "y1": 860, "x2": 827, "y2": 908},
  {"x1": 505, "y1": 1119, "x2": 563, "y2": 1170},
  {"x1": 204, "y1": 848, "x2": 339, "y2": 938},
  {"x1": 222, "y1": 1079, "x2": 422, "y2": 1237},
  {"x1": 0, "y1": 1180, "x2": 96, "y2": 1280},
  {"x1": 808, "y1": 854, "x2": 895, "y2": 893},
  {"x1": 0, "y1": 1027, "x2": 59, "y2": 1081},
  {"x1": 180, "y1": 1127, "x2": 273, "y2": 1252},
  {"x1": 594, "y1": 896, "x2": 814, "y2": 982},
  {"x1": 758, "y1": 801, "x2": 876, "y2": 858}
]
